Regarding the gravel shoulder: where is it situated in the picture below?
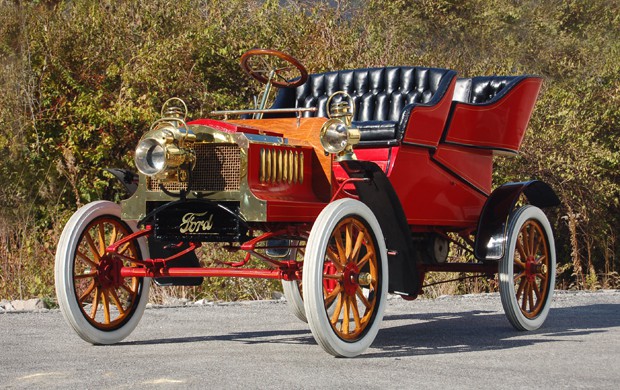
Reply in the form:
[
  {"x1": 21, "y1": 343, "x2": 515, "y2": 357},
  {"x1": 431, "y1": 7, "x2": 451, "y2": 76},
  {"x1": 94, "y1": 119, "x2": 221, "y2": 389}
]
[{"x1": 1, "y1": 290, "x2": 619, "y2": 389}]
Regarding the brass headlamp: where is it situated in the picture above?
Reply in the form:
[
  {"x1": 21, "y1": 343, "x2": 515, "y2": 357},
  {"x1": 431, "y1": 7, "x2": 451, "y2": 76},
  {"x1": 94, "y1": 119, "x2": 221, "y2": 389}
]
[
  {"x1": 319, "y1": 91, "x2": 360, "y2": 160},
  {"x1": 134, "y1": 98, "x2": 196, "y2": 182}
]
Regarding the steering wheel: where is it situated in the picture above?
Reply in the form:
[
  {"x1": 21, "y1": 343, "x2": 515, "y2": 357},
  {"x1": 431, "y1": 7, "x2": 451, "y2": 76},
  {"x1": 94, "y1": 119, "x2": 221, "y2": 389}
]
[{"x1": 240, "y1": 49, "x2": 308, "y2": 88}]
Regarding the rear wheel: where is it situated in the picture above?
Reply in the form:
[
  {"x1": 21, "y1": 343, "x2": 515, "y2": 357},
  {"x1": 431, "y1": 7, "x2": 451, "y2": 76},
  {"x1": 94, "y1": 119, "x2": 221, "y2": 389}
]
[
  {"x1": 281, "y1": 244, "x2": 307, "y2": 323},
  {"x1": 303, "y1": 199, "x2": 388, "y2": 357},
  {"x1": 499, "y1": 205, "x2": 555, "y2": 331},
  {"x1": 55, "y1": 201, "x2": 150, "y2": 344}
]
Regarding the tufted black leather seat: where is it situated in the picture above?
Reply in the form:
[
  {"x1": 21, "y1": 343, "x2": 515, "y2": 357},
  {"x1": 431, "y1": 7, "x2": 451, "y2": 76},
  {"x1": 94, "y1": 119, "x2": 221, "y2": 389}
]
[
  {"x1": 270, "y1": 66, "x2": 456, "y2": 145},
  {"x1": 453, "y1": 76, "x2": 525, "y2": 104}
]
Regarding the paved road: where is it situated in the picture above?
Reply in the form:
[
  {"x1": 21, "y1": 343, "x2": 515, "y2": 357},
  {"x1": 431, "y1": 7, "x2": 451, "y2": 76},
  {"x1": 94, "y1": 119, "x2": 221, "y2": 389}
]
[{"x1": 1, "y1": 291, "x2": 619, "y2": 389}]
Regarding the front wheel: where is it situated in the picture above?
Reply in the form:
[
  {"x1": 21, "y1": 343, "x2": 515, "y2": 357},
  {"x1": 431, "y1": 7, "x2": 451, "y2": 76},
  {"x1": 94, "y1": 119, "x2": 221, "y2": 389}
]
[
  {"x1": 55, "y1": 201, "x2": 151, "y2": 344},
  {"x1": 303, "y1": 199, "x2": 388, "y2": 357},
  {"x1": 499, "y1": 205, "x2": 555, "y2": 331}
]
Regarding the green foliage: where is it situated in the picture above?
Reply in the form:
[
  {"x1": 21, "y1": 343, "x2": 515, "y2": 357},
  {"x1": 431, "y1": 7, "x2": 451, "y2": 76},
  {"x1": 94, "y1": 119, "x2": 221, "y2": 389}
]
[{"x1": 0, "y1": 0, "x2": 619, "y2": 300}]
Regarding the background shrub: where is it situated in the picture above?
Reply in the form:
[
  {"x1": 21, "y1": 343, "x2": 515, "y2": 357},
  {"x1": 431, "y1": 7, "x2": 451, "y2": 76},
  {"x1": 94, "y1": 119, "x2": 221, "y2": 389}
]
[{"x1": 0, "y1": 0, "x2": 618, "y2": 300}]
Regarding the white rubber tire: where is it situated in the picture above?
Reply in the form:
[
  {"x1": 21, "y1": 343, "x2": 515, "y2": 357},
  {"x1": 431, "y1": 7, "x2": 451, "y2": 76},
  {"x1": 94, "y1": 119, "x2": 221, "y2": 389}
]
[
  {"x1": 303, "y1": 199, "x2": 388, "y2": 357},
  {"x1": 55, "y1": 200, "x2": 151, "y2": 344},
  {"x1": 282, "y1": 279, "x2": 306, "y2": 323},
  {"x1": 282, "y1": 274, "x2": 307, "y2": 322},
  {"x1": 499, "y1": 205, "x2": 555, "y2": 331},
  {"x1": 281, "y1": 242, "x2": 307, "y2": 322}
]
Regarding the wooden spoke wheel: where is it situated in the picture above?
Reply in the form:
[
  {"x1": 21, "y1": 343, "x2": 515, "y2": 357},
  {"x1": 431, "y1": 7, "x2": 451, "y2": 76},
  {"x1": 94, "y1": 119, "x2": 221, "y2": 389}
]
[
  {"x1": 499, "y1": 205, "x2": 555, "y2": 331},
  {"x1": 55, "y1": 201, "x2": 150, "y2": 344},
  {"x1": 303, "y1": 199, "x2": 387, "y2": 357},
  {"x1": 240, "y1": 48, "x2": 308, "y2": 88}
]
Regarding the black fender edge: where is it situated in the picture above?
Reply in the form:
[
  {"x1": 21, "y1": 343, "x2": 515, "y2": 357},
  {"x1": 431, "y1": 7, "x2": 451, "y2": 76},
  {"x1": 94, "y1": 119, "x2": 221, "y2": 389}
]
[
  {"x1": 105, "y1": 168, "x2": 139, "y2": 196},
  {"x1": 475, "y1": 180, "x2": 560, "y2": 261},
  {"x1": 340, "y1": 160, "x2": 421, "y2": 297}
]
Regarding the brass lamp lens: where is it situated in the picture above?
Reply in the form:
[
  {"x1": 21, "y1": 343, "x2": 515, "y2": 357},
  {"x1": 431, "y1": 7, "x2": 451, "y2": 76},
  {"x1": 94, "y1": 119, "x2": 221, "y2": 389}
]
[
  {"x1": 135, "y1": 138, "x2": 166, "y2": 176},
  {"x1": 320, "y1": 119, "x2": 348, "y2": 154}
]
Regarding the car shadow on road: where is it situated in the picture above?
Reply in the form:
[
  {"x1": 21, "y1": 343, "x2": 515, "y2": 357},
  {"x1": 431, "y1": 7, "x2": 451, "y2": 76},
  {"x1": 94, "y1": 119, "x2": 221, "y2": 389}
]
[
  {"x1": 363, "y1": 303, "x2": 620, "y2": 358},
  {"x1": 117, "y1": 328, "x2": 316, "y2": 347},
  {"x1": 116, "y1": 303, "x2": 619, "y2": 357}
]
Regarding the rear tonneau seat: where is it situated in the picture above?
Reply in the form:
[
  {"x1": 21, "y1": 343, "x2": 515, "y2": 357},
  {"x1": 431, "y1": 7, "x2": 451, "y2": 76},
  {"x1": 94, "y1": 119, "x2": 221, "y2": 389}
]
[{"x1": 443, "y1": 75, "x2": 543, "y2": 154}]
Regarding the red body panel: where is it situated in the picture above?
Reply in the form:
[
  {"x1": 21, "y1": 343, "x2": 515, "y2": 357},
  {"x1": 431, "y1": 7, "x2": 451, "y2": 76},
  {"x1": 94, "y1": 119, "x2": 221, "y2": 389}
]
[
  {"x1": 188, "y1": 77, "x2": 540, "y2": 229},
  {"x1": 432, "y1": 145, "x2": 493, "y2": 195},
  {"x1": 247, "y1": 144, "x2": 328, "y2": 222},
  {"x1": 388, "y1": 146, "x2": 488, "y2": 229},
  {"x1": 444, "y1": 78, "x2": 543, "y2": 153},
  {"x1": 402, "y1": 78, "x2": 456, "y2": 147}
]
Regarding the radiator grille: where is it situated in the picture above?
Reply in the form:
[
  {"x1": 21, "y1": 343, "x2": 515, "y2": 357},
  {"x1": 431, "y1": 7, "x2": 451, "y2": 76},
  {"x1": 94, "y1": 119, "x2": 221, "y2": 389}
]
[{"x1": 147, "y1": 143, "x2": 241, "y2": 192}]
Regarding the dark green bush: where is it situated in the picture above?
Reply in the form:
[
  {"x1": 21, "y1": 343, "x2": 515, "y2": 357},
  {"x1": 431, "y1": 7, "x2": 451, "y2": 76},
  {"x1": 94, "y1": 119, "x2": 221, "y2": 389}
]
[{"x1": 1, "y1": 0, "x2": 618, "y2": 300}]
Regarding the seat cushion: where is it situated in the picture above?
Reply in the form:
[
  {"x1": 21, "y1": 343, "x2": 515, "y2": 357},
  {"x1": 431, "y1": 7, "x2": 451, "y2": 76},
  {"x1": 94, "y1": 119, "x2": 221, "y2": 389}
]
[
  {"x1": 454, "y1": 76, "x2": 525, "y2": 104},
  {"x1": 354, "y1": 121, "x2": 398, "y2": 142}
]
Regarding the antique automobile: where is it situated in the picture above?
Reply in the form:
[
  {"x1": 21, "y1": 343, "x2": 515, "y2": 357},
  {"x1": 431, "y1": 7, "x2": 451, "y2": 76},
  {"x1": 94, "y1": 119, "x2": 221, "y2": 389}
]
[{"x1": 55, "y1": 49, "x2": 559, "y2": 357}]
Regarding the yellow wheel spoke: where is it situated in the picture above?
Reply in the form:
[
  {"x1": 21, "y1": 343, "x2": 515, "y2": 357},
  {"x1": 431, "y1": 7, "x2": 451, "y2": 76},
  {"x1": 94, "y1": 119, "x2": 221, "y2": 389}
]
[
  {"x1": 324, "y1": 285, "x2": 342, "y2": 308},
  {"x1": 323, "y1": 273, "x2": 343, "y2": 281},
  {"x1": 120, "y1": 281, "x2": 135, "y2": 295},
  {"x1": 76, "y1": 250, "x2": 98, "y2": 268},
  {"x1": 351, "y1": 296, "x2": 362, "y2": 329},
  {"x1": 536, "y1": 255, "x2": 547, "y2": 266},
  {"x1": 513, "y1": 271, "x2": 524, "y2": 282},
  {"x1": 118, "y1": 242, "x2": 132, "y2": 256},
  {"x1": 110, "y1": 225, "x2": 118, "y2": 248},
  {"x1": 532, "y1": 280, "x2": 542, "y2": 301},
  {"x1": 330, "y1": 293, "x2": 344, "y2": 325},
  {"x1": 84, "y1": 232, "x2": 101, "y2": 262},
  {"x1": 90, "y1": 287, "x2": 100, "y2": 319},
  {"x1": 528, "y1": 285, "x2": 535, "y2": 311},
  {"x1": 533, "y1": 234, "x2": 543, "y2": 256},
  {"x1": 109, "y1": 288, "x2": 126, "y2": 316},
  {"x1": 98, "y1": 223, "x2": 107, "y2": 256},
  {"x1": 345, "y1": 224, "x2": 353, "y2": 259},
  {"x1": 74, "y1": 272, "x2": 97, "y2": 280},
  {"x1": 516, "y1": 276, "x2": 526, "y2": 300},
  {"x1": 350, "y1": 231, "x2": 365, "y2": 263},
  {"x1": 356, "y1": 287, "x2": 372, "y2": 309},
  {"x1": 335, "y1": 233, "x2": 347, "y2": 267},
  {"x1": 101, "y1": 289, "x2": 111, "y2": 324},
  {"x1": 517, "y1": 239, "x2": 527, "y2": 262},
  {"x1": 78, "y1": 281, "x2": 96, "y2": 304},
  {"x1": 342, "y1": 297, "x2": 350, "y2": 335},
  {"x1": 528, "y1": 225, "x2": 536, "y2": 256},
  {"x1": 357, "y1": 251, "x2": 373, "y2": 270},
  {"x1": 326, "y1": 248, "x2": 344, "y2": 272},
  {"x1": 520, "y1": 280, "x2": 530, "y2": 311}
]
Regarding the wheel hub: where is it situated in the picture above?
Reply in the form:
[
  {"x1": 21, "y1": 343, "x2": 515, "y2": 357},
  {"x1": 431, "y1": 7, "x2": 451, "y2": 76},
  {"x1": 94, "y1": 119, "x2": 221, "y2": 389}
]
[
  {"x1": 525, "y1": 255, "x2": 545, "y2": 282},
  {"x1": 343, "y1": 263, "x2": 360, "y2": 296},
  {"x1": 97, "y1": 255, "x2": 123, "y2": 289}
]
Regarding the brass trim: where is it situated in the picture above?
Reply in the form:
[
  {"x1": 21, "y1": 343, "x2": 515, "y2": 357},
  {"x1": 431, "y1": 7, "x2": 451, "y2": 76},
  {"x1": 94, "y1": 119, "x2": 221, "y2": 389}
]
[
  {"x1": 287, "y1": 151, "x2": 293, "y2": 184},
  {"x1": 258, "y1": 147, "x2": 307, "y2": 185},
  {"x1": 260, "y1": 148, "x2": 265, "y2": 183},
  {"x1": 299, "y1": 152, "x2": 304, "y2": 184},
  {"x1": 277, "y1": 150, "x2": 283, "y2": 183},
  {"x1": 292, "y1": 152, "x2": 299, "y2": 184},
  {"x1": 266, "y1": 148, "x2": 272, "y2": 183}
]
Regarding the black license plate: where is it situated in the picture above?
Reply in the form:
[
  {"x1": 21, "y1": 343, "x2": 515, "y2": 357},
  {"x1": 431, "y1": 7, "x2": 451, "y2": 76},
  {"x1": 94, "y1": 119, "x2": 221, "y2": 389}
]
[{"x1": 153, "y1": 201, "x2": 247, "y2": 242}]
